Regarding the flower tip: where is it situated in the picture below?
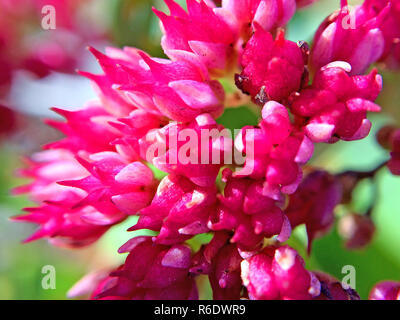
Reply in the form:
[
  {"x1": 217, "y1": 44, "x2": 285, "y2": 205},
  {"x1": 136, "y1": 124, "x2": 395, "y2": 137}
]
[{"x1": 322, "y1": 61, "x2": 352, "y2": 72}]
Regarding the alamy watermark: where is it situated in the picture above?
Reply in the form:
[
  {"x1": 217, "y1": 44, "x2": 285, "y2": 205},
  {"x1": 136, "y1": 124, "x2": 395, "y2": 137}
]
[
  {"x1": 143, "y1": 125, "x2": 256, "y2": 175},
  {"x1": 41, "y1": 265, "x2": 56, "y2": 290},
  {"x1": 341, "y1": 265, "x2": 356, "y2": 290},
  {"x1": 41, "y1": 5, "x2": 56, "y2": 30}
]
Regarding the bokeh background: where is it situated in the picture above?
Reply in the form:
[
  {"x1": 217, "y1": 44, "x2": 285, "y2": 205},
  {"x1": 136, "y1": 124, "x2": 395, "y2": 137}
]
[{"x1": 1, "y1": 0, "x2": 400, "y2": 300}]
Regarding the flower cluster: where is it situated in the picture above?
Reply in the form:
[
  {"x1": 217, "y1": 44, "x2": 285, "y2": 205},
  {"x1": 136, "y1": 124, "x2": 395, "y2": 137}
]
[{"x1": 13, "y1": 0, "x2": 400, "y2": 300}]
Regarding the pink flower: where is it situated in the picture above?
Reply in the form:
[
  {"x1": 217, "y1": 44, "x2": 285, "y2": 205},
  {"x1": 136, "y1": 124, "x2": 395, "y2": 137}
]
[
  {"x1": 236, "y1": 27, "x2": 306, "y2": 104},
  {"x1": 361, "y1": 0, "x2": 400, "y2": 69},
  {"x1": 83, "y1": 46, "x2": 225, "y2": 121},
  {"x1": 286, "y1": 170, "x2": 342, "y2": 252},
  {"x1": 208, "y1": 169, "x2": 291, "y2": 251},
  {"x1": 310, "y1": 0, "x2": 388, "y2": 75},
  {"x1": 12, "y1": 149, "x2": 88, "y2": 203},
  {"x1": 154, "y1": 0, "x2": 237, "y2": 75},
  {"x1": 130, "y1": 174, "x2": 217, "y2": 245},
  {"x1": 10, "y1": 0, "x2": 391, "y2": 301},
  {"x1": 241, "y1": 245, "x2": 321, "y2": 300},
  {"x1": 60, "y1": 152, "x2": 156, "y2": 216},
  {"x1": 45, "y1": 105, "x2": 121, "y2": 154},
  {"x1": 191, "y1": 232, "x2": 243, "y2": 300},
  {"x1": 221, "y1": 0, "x2": 296, "y2": 40},
  {"x1": 94, "y1": 236, "x2": 198, "y2": 300},
  {"x1": 109, "y1": 109, "x2": 168, "y2": 162},
  {"x1": 141, "y1": 113, "x2": 232, "y2": 187},
  {"x1": 289, "y1": 62, "x2": 382, "y2": 143},
  {"x1": 235, "y1": 101, "x2": 314, "y2": 199},
  {"x1": 369, "y1": 281, "x2": 400, "y2": 300},
  {"x1": 11, "y1": 191, "x2": 112, "y2": 248}
]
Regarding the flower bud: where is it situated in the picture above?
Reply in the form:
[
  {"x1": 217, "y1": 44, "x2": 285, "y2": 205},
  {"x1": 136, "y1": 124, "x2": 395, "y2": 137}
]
[
  {"x1": 94, "y1": 237, "x2": 198, "y2": 300},
  {"x1": 310, "y1": 0, "x2": 388, "y2": 75},
  {"x1": 241, "y1": 245, "x2": 321, "y2": 300},
  {"x1": 154, "y1": 0, "x2": 237, "y2": 75},
  {"x1": 236, "y1": 27, "x2": 305, "y2": 103}
]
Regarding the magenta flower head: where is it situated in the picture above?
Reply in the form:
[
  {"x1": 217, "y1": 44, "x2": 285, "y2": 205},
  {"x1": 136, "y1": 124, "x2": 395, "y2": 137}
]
[
  {"x1": 236, "y1": 27, "x2": 305, "y2": 103},
  {"x1": 311, "y1": 0, "x2": 389, "y2": 75},
  {"x1": 83, "y1": 46, "x2": 225, "y2": 121},
  {"x1": 369, "y1": 281, "x2": 400, "y2": 300},
  {"x1": 12, "y1": 149, "x2": 88, "y2": 203},
  {"x1": 235, "y1": 101, "x2": 314, "y2": 199},
  {"x1": 60, "y1": 152, "x2": 157, "y2": 217},
  {"x1": 209, "y1": 169, "x2": 291, "y2": 251},
  {"x1": 142, "y1": 113, "x2": 232, "y2": 187},
  {"x1": 290, "y1": 62, "x2": 382, "y2": 143},
  {"x1": 11, "y1": 0, "x2": 397, "y2": 301},
  {"x1": 241, "y1": 245, "x2": 321, "y2": 300},
  {"x1": 130, "y1": 174, "x2": 217, "y2": 245},
  {"x1": 153, "y1": 0, "x2": 237, "y2": 75},
  {"x1": 45, "y1": 105, "x2": 121, "y2": 154},
  {"x1": 109, "y1": 109, "x2": 168, "y2": 162},
  {"x1": 361, "y1": 0, "x2": 400, "y2": 69},
  {"x1": 94, "y1": 236, "x2": 198, "y2": 300},
  {"x1": 286, "y1": 170, "x2": 342, "y2": 251},
  {"x1": 221, "y1": 0, "x2": 296, "y2": 40},
  {"x1": 11, "y1": 191, "x2": 110, "y2": 248}
]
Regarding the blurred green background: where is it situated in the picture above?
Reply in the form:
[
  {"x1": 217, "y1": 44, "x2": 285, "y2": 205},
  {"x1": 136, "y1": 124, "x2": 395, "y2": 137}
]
[{"x1": 1, "y1": 0, "x2": 400, "y2": 300}]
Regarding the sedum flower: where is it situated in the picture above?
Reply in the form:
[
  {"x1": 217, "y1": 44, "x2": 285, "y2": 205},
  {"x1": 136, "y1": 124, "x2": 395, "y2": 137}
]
[
  {"x1": 310, "y1": 0, "x2": 389, "y2": 75},
  {"x1": 289, "y1": 62, "x2": 382, "y2": 143},
  {"x1": 94, "y1": 236, "x2": 198, "y2": 300},
  {"x1": 59, "y1": 151, "x2": 157, "y2": 216},
  {"x1": 236, "y1": 27, "x2": 305, "y2": 103},
  {"x1": 208, "y1": 169, "x2": 291, "y2": 251},
  {"x1": 45, "y1": 105, "x2": 121, "y2": 154},
  {"x1": 130, "y1": 174, "x2": 217, "y2": 245},
  {"x1": 154, "y1": 0, "x2": 237, "y2": 75},
  {"x1": 191, "y1": 232, "x2": 243, "y2": 300},
  {"x1": 241, "y1": 245, "x2": 321, "y2": 300},
  {"x1": 141, "y1": 113, "x2": 232, "y2": 187},
  {"x1": 12, "y1": 0, "x2": 392, "y2": 301},
  {"x1": 83, "y1": 46, "x2": 225, "y2": 121},
  {"x1": 360, "y1": 0, "x2": 400, "y2": 69},
  {"x1": 220, "y1": 0, "x2": 296, "y2": 40},
  {"x1": 235, "y1": 101, "x2": 314, "y2": 199},
  {"x1": 12, "y1": 191, "x2": 112, "y2": 248}
]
